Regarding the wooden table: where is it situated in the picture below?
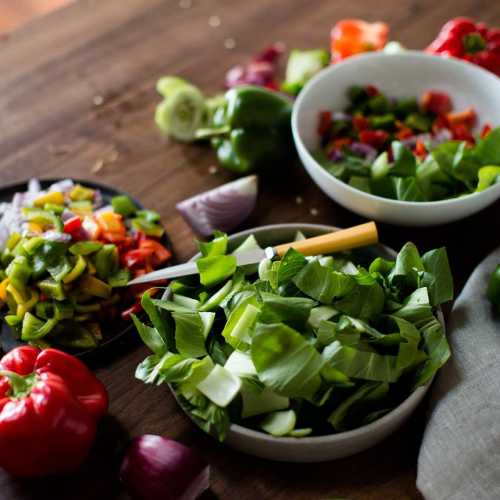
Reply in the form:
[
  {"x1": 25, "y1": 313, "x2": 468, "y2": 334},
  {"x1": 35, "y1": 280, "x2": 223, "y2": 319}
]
[{"x1": 0, "y1": 1, "x2": 499, "y2": 498}]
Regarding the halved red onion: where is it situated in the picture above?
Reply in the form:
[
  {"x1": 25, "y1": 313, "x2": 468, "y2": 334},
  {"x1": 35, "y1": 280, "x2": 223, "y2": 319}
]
[
  {"x1": 176, "y1": 175, "x2": 257, "y2": 236},
  {"x1": 120, "y1": 435, "x2": 209, "y2": 500}
]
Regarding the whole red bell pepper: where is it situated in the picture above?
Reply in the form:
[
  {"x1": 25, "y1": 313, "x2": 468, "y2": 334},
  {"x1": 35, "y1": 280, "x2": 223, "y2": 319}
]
[
  {"x1": 427, "y1": 18, "x2": 500, "y2": 76},
  {"x1": 0, "y1": 346, "x2": 108, "y2": 477}
]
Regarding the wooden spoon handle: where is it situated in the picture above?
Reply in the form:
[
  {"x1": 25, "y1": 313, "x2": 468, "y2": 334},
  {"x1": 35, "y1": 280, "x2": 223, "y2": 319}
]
[{"x1": 274, "y1": 222, "x2": 378, "y2": 257}]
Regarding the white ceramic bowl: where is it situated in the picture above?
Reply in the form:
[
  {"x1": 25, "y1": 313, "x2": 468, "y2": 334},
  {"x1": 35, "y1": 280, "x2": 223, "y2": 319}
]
[
  {"x1": 166, "y1": 223, "x2": 436, "y2": 462},
  {"x1": 292, "y1": 51, "x2": 500, "y2": 226}
]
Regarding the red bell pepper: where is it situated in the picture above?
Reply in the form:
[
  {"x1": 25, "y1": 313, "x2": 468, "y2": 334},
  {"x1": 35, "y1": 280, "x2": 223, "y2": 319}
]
[
  {"x1": 317, "y1": 111, "x2": 332, "y2": 136},
  {"x1": 421, "y1": 91, "x2": 452, "y2": 115},
  {"x1": 63, "y1": 216, "x2": 82, "y2": 239},
  {"x1": 427, "y1": 18, "x2": 500, "y2": 76},
  {"x1": 0, "y1": 346, "x2": 108, "y2": 477},
  {"x1": 331, "y1": 20, "x2": 389, "y2": 63},
  {"x1": 359, "y1": 129, "x2": 389, "y2": 149},
  {"x1": 353, "y1": 115, "x2": 370, "y2": 131}
]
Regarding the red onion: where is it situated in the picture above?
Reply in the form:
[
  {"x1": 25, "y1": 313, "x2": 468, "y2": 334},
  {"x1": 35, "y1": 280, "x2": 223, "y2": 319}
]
[
  {"x1": 350, "y1": 141, "x2": 378, "y2": 163},
  {"x1": 120, "y1": 435, "x2": 209, "y2": 500},
  {"x1": 328, "y1": 148, "x2": 344, "y2": 162},
  {"x1": 176, "y1": 175, "x2": 257, "y2": 236},
  {"x1": 225, "y1": 43, "x2": 284, "y2": 89}
]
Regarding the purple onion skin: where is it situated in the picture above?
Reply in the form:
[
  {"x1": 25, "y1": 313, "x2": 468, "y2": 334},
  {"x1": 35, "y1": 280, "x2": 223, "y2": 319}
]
[
  {"x1": 120, "y1": 435, "x2": 209, "y2": 500},
  {"x1": 176, "y1": 176, "x2": 258, "y2": 237}
]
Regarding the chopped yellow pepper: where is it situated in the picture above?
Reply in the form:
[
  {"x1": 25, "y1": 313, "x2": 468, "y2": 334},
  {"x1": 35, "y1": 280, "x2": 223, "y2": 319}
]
[
  {"x1": 6, "y1": 282, "x2": 28, "y2": 304},
  {"x1": 16, "y1": 289, "x2": 39, "y2": 317},
  {"x1": 28, "y1": 222, "x2": 44, "y2": 234},
  {"x1": 70, "y1": 184, "x2": 95, "y2": 201},
  {"x1": 34, "y1": 191, "x2": 65, "y2": 208},
  {"x1": 0, "y1": 278, "x2": 9, "y2": 301},
  {"x1": 63, "y1": 255, "x2": 87, "y2": 284}
]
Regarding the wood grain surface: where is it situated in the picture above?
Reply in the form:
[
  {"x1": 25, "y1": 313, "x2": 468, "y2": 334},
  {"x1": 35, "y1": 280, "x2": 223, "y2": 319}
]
[{"x1": 0, "y1": 1, "x2": 499, "y2": 499}]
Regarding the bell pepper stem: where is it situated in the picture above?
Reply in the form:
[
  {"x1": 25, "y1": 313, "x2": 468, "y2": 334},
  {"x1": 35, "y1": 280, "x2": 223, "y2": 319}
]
[{"x1": 0, "y1": 370, "x2": 37, "y2": 398}]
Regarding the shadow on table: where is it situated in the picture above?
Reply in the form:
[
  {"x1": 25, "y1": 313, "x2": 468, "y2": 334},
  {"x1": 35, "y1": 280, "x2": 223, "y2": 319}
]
[{"x1": 177, "y1": 398, "x2": 429, "y2": 500}]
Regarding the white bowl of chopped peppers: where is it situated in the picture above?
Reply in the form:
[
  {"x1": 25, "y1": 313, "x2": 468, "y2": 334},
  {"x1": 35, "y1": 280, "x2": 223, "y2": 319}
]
[
  {"x1": 134, "y1": 223, "x2": 452, "y2": 462},
  {"x1": 292, "y1": 51, "x2": 500, "y2": 226}
]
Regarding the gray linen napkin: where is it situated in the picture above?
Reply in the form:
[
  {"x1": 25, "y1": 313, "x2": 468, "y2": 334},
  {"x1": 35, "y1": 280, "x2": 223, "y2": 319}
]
[{"x1": 417, "y1": 247, "x2": 500, "y2": 499}]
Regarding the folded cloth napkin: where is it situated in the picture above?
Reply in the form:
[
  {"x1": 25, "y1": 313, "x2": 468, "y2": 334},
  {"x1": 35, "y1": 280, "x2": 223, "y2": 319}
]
[{"x1": 417, "y1": 247, "x2": 500, "y2": 499}]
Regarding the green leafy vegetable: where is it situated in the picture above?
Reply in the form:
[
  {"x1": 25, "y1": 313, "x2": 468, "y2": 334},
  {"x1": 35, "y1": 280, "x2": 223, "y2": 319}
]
[{"x1": 134, "y1": 232, "x2": 454, "y2": 440}]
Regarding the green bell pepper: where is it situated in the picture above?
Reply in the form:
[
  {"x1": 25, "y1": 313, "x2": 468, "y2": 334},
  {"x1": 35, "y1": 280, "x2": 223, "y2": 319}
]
[
  {"x1": 94, "y1": 244, "x2": 119, "y2": 280},
  {"x1": 209, "y1": 86, "x2": 293, "y2": 174},
  {"x1": 69, "y1": 241, "x2": 103, "y2": 255},
  {"x1": 21, "y1": 312, "x2": 58, "y2": 341},
  {"x1": 225, "y1": 86, "x2": 292, "y2": 130},
  {"x1": 22, "y1": 208, "x2": 63, "y2": 232},
  {"x1": 38, "y1": 278, "x2": 66, "y2": 301},
  {"x1": 487, "y1": 264, "x2": 500, "y2": 311},
  {"x1": 111, "y1": 195, "x2": 138, "y2": 217},
  {"x1": 6, "y1": 256, "x2": 32, "y2": 291},
  {"x1": 215, "y1": 128, "x2": 284, "y2": 174}
]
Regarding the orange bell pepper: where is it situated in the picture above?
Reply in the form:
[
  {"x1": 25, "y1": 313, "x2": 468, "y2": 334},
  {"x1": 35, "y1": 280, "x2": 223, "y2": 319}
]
[
  {"x1": 331, "y1": 20, "x2": 389, "y2": 63},
  {"x1": 95, "y1": 211, "x2": 126, "y2": 236}
]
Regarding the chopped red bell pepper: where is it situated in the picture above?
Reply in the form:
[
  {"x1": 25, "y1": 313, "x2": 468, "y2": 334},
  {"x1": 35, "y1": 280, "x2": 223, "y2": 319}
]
[
  {"x1": 353, "y1": 115, "x2": 370, "y2": 131},
  {"x1": 446, "y1": 107, "x2": 476, "y2": 128},
  {"x1": 0, "y1": 347, "x2": 108, "y2": 477},
  {"x1": 63, "y1": 216, "x2": 82, "y2": 239},
  {"x1": 365, "y1": 85, "x2": 380, "y2": 97},
  {"x1": 450, "y1": 123, "x2": 474, "y2": 142},
  {"x1": 359, "y1": 129, "x2": 389, "y2": 149},
  {"x1": 317, "y1": 111, "x2": 332, "y2": 136},
  {"x1": 414, "y1": 140, "x2": 427, "y2": 157},
  {"x1": 331, "y1": 20, "x2": 389, "y2": 63},
  {"x1": 121, "y1": 300, "x2": 142, "y2": 320},
  {"x1": 481, "y1": 123, "x2": 492, "y2": 138},
  {"x1": 421, "y1": 91, "x2": 453, "y2": 115},
  {"x1": 139, "y1": 239, "x2": 172, "y2": 266}
]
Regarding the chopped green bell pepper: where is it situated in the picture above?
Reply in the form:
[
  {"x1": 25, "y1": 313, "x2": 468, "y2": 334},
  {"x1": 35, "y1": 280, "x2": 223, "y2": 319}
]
[
  {"x1": 131, "y1": 218, "x2": 164, "y2": 237},
  {"x1": 94, "y1": 244, "x2": 119, "y2": 280},
  {"x1": 22, "y1": 208, "x2": 63, "y2": 232},
  {"x1": 63, "y1": 255, "x2": 87, "y2": 283},
  {"x1": 69, "y1": 241, "x2": 103, "y2": 255},
  {"x1": 37, "y1": 278, "x2": 66, "y2": 301},
  {"x1": 79, "y1": 274, "x2": 112, "y2": 299},
  {"x1": 111, "y1": 195, "x2": 138, "y2": 217},
  {"x1": 6, "y1": 256, "x2": 32, "y2": 291},
  {"x1": 21, "y1": 312, "x2": 58, "y2": 340}
]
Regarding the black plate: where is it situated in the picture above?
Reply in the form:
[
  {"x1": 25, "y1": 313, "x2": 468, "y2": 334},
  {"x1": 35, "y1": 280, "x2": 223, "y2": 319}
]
[{"x1": 0, "y1": 178, "x2": 173, "y2": 359}]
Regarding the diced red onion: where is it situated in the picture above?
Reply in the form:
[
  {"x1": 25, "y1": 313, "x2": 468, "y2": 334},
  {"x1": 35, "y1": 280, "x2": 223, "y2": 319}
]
[
  {"x1": 350, "y1": 142, "x2": 378, "y2": 163},
  {"x1": 328, "y1": 149, "x2": 344, "y2": 162},
  {"x1": 95, "y1": 204, "x2": 113, "y2": 215},
  {"x1": 431, "y1": 128, "x2": 453, "y2": 146},
  {"x1": 48, "y1": 179, "x2": 74, "y2": 193},
  {"x1": 120, "y1": 435, "x2": 209, "y2": 500},
  {"x1": 27, "y1": 178, "x2": 41, "y2": 193},
  {"x1": 332, "y1": 111, "x2": 352, "y2": 121},
  {"x1": 176, "y1": 175, "x2": 257, "y2": 236},
  {"x1": 93, "y1": 189, "x2": 104, "y2": 208},
  {"x1": 61, "y1": 209, "x2": 77, "y2": 222}
]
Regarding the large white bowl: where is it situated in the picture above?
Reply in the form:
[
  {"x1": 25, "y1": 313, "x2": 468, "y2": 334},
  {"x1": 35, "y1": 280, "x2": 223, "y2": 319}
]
[
  {"x1": 292, "y1": 51, "x2": 500, "y2": 226},
  {"x1": 166, "y1": 223, "x2": 436, "y2": 462}
]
